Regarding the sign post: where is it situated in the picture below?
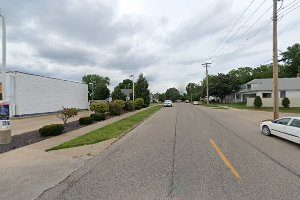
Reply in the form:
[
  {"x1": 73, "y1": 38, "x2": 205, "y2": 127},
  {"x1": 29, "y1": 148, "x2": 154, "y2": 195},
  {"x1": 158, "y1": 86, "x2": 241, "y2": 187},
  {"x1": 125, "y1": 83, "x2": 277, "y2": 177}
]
[{"x1": 0, "y1": 102, "x2": 11, "y2": 144}]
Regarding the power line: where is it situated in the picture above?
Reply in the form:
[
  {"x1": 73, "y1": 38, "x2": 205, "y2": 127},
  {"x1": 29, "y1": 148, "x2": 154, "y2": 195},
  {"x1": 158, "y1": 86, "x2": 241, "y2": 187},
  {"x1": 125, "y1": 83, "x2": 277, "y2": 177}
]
[
  {"x1": 207, "y1": 0, "x2": 256, "y2": 61},
  {"x1": 210, "y1": 0, "x2": 269, "y2": 61}
]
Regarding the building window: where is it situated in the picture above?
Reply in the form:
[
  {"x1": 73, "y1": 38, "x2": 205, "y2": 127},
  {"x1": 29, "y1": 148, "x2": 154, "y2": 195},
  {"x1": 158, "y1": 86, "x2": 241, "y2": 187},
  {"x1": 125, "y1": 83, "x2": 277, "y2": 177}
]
[
  {"x1": 280, "y1": 91, "x2": 286, "y2": 98},
  {"x1": 263, "y1": 93, "x2": 272, "y2": 98},
  {"x1": 247, "y1": 84, "x2": 251, "y2": 90}
]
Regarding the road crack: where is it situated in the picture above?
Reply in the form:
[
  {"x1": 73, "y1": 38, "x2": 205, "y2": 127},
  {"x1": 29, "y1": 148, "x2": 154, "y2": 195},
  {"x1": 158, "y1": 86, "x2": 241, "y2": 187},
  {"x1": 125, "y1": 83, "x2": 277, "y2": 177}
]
[{"x1": 168, "y1": 111, "x2": 178, "y2": 197}]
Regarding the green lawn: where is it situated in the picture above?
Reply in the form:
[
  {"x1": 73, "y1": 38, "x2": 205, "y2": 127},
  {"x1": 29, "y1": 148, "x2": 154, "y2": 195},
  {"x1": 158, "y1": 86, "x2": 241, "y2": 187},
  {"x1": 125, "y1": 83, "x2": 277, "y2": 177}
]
[
  {"x1": 48, "y1": 105, "x2": 162, "y2": 151},
  {"x1": 202, "y1": 103, "x2": 300, "y2": 113}
]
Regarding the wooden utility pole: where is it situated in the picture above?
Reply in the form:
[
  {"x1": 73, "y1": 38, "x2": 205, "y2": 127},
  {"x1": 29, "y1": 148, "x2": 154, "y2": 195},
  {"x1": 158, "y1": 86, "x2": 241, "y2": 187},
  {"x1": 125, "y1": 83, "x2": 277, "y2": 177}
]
[
  {"x1": 273, "y1": 0, "x2": 279, "y2": 120},
  {"x1": 202, "y1": 63, "x2": 212, "y2": 105}
]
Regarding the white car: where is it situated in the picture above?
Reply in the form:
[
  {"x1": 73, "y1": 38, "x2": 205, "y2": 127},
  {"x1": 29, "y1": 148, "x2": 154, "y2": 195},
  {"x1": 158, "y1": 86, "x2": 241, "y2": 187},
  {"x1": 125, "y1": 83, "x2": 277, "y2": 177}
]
[
  {"x1": 260, "y1": 117, "x2": 300, "y2": 144},
  {"x1": 193, "y1": 101, "x2": 199, "y2": 105},
  {"x1": 164, "y1": 100, "x2": 173, "y2": 107}
]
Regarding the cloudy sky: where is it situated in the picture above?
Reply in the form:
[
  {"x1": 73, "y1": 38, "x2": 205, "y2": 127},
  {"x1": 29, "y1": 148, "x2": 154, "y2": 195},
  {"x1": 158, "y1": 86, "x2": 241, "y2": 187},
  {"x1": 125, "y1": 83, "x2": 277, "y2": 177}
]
[{"x1": 1, "y1": 0, "x2": 299, "y2": 93}]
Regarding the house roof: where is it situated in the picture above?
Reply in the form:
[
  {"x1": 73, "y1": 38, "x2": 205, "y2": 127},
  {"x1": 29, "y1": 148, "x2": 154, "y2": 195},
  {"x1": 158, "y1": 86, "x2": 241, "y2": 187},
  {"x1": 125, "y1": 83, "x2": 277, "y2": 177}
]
[
  {"x1": 121, "y1": 89, "x2": 132, "y2": 96},
  {"x1": 240, "y1": 78, "x2": 300, "y2": 92}
]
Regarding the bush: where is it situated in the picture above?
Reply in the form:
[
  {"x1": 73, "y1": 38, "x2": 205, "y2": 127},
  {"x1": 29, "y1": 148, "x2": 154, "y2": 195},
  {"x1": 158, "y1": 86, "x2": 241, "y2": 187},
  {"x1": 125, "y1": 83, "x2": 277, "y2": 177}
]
[
  {"x1": 134, "y1": 98, "x2": 144, "y2": 110},
  {"x1": 90, "y1": 102, "x2": 109, "y2": 114},
  {"x1": 109, "y1": 102, "x2": 123, "y2": 115},
  {"x1": 282, "y1": 97, "x2": 290, "y2": 108},
  {"x1": 113, "y1": 100, "x2": 125, "y2": 109},
  {"x1": 79, "y1": 117, "x2": 93, "y2": 125},
  {"x1": 90, "y1": 113, "x2": 106, "y2": 121},
  {"x1": 57, "y1": 107, "x2": 78, "y2": 127},
  {"x1": 39, "y1": 124, "x2": 64, "y2": 137},
  {"x1": 124, "y1": 101, "x2": 135, "y2": 111},
  {"x1": 254, "y1": 96, "x2": 262, "y2": 108}
]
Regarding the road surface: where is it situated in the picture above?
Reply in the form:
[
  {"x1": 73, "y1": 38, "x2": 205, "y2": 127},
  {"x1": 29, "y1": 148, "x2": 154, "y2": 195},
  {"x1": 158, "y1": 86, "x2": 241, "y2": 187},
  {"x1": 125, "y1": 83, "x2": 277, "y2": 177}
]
[{"x1": 38, "y1": 103, "x2": 300, "y2": 199}]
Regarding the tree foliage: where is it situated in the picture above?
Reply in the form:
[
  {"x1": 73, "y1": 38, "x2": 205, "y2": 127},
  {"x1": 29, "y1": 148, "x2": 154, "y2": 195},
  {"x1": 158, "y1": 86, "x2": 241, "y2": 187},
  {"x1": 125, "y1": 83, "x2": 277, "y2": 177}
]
[
  {"x1": 111, "y1": 87, "x2": 126, "y2": 101},
  {"x1": 281, "y1": 43, "x2": 300, "y2": 78},
  {"x1": 165, "y1": 87, "x2": 180, "y2": 102},
  {"x1": 57, "y1": 107, "x2": 78, "y2": 127},
  {"x1": 254, "y1": 96, "x2": 262, "y2": 108},
  {"x1": 135, "y1": 74, "x2": 150, "y2": 107},
  {"x1": 82, "y1": 74, "x2": 110, "y2": 100}
]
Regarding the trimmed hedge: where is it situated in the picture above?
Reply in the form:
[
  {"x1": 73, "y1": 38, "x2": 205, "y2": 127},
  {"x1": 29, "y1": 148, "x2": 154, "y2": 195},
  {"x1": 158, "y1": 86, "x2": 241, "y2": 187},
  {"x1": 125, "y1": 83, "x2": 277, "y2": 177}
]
[
  {"x1": 282, "y1": 97, "x2": 290, "y2": 108},
  {"x1": 114, "y1": 100, "x2": 125, "y2": 109},
  {"x1": 134, "y1": 98, "x2": 144, "y2": 110},
  {"x1": 124, "y1": 100, "x2": 135, "y2": 111},
  {"x1": 90, "y1": 113, "x2": 106, "y2": 121},
  {"x1": 90, "y1": 102, "x2": 109, "y2": 114},
  {"x1": 254, "y1": 96, "x2": 262, "y2": 108},
  {"x1": 79, "y1": 117, "x2": 93, "y2": 125},
  {"x1": 39, "y1": 124, "x2": 64, "y2": 137},
  {"x1": 109, "y1": 102, "x2": 123, "y2": 116}
]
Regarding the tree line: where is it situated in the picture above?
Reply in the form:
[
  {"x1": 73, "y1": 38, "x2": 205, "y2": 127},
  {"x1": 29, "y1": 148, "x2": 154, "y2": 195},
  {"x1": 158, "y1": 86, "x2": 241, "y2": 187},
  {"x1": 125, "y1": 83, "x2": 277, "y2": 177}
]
[
  {"x1": 158, "y1": 43, "x2": 300, "y2": 102},
  {"x1": 82, "y1": 73, "x2": 151, "y2": 107}
]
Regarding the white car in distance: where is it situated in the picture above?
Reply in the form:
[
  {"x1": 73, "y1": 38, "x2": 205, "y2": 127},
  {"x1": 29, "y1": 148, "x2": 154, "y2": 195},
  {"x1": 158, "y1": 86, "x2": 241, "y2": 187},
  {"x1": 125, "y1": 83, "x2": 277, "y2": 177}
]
[
  {"x1": 164, "y1": 100, "x2": 173, "y2": 107},
  {"x1": 260, "y1": 117, "x2": 300, "y2": 144},
  {"x1": 193, "y1": 101, "x2": 199, "y2": 105}
]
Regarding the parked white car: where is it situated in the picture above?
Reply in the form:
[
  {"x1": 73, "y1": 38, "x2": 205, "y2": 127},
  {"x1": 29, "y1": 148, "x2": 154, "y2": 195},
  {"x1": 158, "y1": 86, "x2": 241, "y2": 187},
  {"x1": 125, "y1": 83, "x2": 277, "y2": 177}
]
[
  {"x1": 193, "y1": 101, "x2": 199, "y2": 105},
  {"x1": 260, "y1": 117, "x2": 300, "y2": 144},
  {"x1": 164, "y1": 100, "x2": 173, "y2": 107}
]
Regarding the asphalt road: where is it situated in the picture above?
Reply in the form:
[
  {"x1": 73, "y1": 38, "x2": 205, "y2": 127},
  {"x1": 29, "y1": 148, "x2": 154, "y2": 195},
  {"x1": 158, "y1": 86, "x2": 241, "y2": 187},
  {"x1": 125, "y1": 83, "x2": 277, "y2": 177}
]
[{"x1": 38, "y1": 103, "x2": 300, "y2": 200}]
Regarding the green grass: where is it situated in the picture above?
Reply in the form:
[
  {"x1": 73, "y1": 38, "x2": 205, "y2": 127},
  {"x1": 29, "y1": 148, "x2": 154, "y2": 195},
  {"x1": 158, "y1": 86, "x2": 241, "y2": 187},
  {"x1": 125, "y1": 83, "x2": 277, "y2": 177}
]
[
  {"x1": 211, "y1": 107, "x2": 229, "y2": 110},
  {"x1": 48, "y1": 105, "x2": 162, "y2": 151},
  {"x1": 202, "y1": 102, "x2": 300, "y2": 113}
]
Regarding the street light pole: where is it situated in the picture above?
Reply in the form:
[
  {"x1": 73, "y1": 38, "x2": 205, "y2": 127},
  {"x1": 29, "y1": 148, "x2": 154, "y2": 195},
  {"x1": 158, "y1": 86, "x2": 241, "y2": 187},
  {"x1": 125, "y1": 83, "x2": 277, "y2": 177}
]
[
  {"x1": 0, "y1": 11, "x2": 6, "y2": 101},
  {"x1": 130, "y1": 75, "x2": 135, "y2": 101}
]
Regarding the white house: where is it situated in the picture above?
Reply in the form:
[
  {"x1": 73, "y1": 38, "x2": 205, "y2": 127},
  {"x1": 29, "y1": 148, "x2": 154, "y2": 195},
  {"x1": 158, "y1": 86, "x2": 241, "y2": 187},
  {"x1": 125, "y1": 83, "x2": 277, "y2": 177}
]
[
  {"x1": 225, "y1": 77, "x2": 300, "y2": 107},
  {"x1": 0, "y1": 71, "x2": 89, "y2": 117}
]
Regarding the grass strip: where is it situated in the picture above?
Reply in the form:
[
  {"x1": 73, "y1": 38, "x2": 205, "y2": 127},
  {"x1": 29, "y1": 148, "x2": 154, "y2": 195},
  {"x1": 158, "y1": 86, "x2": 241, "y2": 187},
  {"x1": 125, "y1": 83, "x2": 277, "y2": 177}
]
[{"x1": 48, "y1": 105, "x2": 162, "y2": 151}]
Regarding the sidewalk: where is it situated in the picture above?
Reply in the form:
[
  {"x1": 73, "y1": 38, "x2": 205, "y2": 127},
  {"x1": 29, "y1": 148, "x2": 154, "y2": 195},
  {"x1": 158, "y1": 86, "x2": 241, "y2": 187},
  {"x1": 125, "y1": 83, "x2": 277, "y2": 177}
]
[{"x1": 0, "y1": 107, "x2": 152, "y2": 200}]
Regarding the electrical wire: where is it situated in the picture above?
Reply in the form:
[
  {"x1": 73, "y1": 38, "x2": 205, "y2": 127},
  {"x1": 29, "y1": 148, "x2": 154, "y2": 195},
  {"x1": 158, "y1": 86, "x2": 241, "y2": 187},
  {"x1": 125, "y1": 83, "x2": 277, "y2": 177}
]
[
  {"x1": 210, "y1": 0, "x2": 269, "y2": 62},
  {"x1": 206, "y1": 0, "x2": 256, "y2": 62}
]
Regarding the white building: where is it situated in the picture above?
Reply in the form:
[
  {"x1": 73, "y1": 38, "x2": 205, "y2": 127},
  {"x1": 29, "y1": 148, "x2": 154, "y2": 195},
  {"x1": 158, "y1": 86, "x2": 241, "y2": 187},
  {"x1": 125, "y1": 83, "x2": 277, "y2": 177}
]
[
  {"x1": 225, "y1": 77, "x2": 300, "y2": 107},
  {"x1": 1, "y1": 71, "x2": 89, "y2": 117}
]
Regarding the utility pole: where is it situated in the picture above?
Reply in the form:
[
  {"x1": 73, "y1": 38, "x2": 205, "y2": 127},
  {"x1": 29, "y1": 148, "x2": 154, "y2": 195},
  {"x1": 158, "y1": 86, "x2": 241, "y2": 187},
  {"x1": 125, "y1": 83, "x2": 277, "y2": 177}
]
[
  {"x1": 130, "y1": 75, "x2": 135, "y2": 101},
  {"x1": 202, "y1": 62, "x2": 212, "y2": 105},
  {"x1": 273, "y1": 0, "x2": 279, "y2": 120}
]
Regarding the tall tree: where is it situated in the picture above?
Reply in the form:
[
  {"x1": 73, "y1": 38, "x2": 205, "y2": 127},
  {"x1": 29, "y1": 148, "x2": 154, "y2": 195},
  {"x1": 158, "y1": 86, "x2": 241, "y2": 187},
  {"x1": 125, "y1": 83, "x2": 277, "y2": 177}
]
[
  {"x1": 228, "y1": 67, "x2": 253, "y2": 85},
  {"x1": 201, "y1": 73, "x2": 240, "y2": 101},
  {"x1": 158, "y1": 93, "x2": 166, "y2": 102},
  {"x1": 186, "y1": 83, "x2": 201, "y2": 101},
  {"x1": 118, "y1": 79, "x2": 133, "y2": 89},
  {"x1": 82, "y1": 74, "x2": 110, "y2": 100},
  {"x1": 111, "y1": 87, "x2": 126, "y2": 101},
  {"x1": 281, "y1": 43, "x2": 300, "y2": 78},
  {"x1": 135, "y1": 74, "x2": 150, "y2": 107},
  {"x1": 165, "y1": 87, "x2": 180, "y2": 102}
]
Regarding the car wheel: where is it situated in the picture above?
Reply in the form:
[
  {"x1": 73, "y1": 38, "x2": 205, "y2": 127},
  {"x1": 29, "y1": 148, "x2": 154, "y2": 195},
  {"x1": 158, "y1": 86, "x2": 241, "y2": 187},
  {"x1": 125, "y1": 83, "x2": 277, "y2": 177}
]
[{"x1": 262, "y1": 125, "x2": 271, "y2": 136}]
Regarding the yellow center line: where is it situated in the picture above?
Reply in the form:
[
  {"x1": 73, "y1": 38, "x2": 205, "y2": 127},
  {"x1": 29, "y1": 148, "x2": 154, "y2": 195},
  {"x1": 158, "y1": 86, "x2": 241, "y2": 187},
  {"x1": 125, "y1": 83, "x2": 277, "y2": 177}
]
[{"x1": 209, "y1": 138, "x2": 241, "y2": 179}]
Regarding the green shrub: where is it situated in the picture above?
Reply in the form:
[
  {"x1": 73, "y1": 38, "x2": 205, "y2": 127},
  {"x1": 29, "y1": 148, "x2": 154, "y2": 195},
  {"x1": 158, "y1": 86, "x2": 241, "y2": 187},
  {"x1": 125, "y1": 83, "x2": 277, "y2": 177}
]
[
  {"x1": 90, "y1": 113, "x2": 106, "y2": 121},
  {"x1": 124, "y1": 100, "x2": 135, "y2": 111},
  {"x1": 79, "y1": 117, "x2": 93, "y2": 125},
  {"x1": 90, "y1": 102, "x2": 109, "y2": 114},
  {"x1": 113, "y1": 100, "x2": 125, "y2": 109},
  {"x1": 134, "y1": 98, "x2": 144, "y2": 110},
  {"x1": 254, "y1": 96, "x2": 262, "y2": 108},
  {"x1": 39, "y1": 124, "x2": 64, "y2": 137},
  {"x1": 282, "y1": 97, "x2": 290, "y2": 108},
  {"x1": 57, "y1": 107, "x2": 78, "y2": 127},
  {"x1": 109, "y1": 102, "x2": 123, "y2": 115}
]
